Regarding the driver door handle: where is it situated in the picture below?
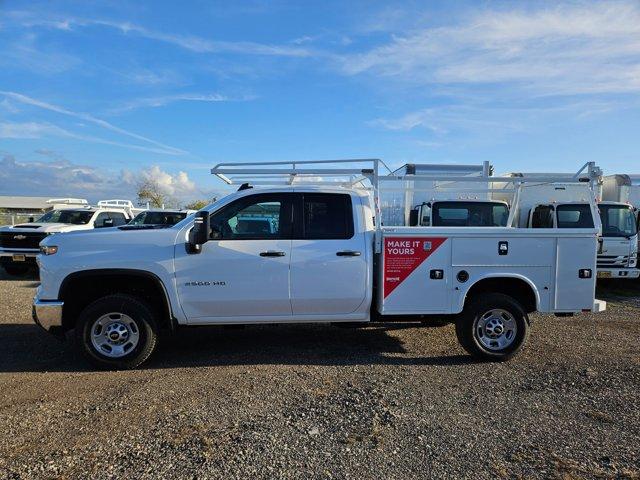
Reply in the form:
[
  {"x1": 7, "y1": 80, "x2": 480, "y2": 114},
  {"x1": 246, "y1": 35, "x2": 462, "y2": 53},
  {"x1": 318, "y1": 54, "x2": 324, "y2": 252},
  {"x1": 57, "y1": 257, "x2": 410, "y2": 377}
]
[
  {"x1": 260, "y1": 251, "x2": 286, "y2": 257},
  {"x1": 336, "y1": 250, "x2": 361, "y2": 257}
]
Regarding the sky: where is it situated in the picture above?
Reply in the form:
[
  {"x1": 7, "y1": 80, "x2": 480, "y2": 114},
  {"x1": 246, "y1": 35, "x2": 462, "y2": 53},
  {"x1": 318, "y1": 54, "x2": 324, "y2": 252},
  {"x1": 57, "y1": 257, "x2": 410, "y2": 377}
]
[{"x1": 1, "y1": 0, "x2": 640, "y2": 206}]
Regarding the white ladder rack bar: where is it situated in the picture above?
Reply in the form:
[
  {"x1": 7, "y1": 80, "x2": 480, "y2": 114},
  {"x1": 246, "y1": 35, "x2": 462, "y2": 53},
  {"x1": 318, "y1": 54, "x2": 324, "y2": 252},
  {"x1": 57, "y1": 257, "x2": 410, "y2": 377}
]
[{"x1": 211, "y1": 159, "x2": 601, "y2": 254}]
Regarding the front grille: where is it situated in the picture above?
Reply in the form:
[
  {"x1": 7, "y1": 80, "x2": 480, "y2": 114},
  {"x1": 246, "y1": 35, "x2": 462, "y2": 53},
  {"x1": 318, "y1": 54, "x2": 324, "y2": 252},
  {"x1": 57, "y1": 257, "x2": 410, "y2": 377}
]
[
  {"x1": 597, "y1": 255, "x2": 629, "y2": 268},
  {"x1": 0, "y1": 231, "x2": 47, "y2": 249}
]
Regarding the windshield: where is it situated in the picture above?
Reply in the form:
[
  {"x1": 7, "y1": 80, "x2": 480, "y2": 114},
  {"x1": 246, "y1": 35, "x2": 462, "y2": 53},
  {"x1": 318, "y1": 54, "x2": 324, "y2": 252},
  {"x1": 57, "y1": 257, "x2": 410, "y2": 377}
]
[
  {"x1": 599, "y1": 204, "x2": 637, "y2": 237},
  {"x1": 128, "y1": 211, "x2": 188, "y2": 226},
  {"x1": 36, "y1": 209, "x2": 93, "y2": 225},
  {"x1": 431, "y1": 202, "x2": 509, "y2": 227}
]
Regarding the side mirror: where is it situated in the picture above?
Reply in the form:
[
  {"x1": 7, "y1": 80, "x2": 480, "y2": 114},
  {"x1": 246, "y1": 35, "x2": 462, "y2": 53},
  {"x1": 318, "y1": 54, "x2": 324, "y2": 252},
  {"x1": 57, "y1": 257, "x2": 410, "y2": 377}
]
[{"x1": 188, "y1": 211, "x2": 210, "y2": 253}]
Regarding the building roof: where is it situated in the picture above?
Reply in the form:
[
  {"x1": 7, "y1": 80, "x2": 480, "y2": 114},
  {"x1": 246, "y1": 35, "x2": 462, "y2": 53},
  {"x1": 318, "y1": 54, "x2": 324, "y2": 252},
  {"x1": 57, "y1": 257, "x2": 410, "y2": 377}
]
[{"x1": 0, "y1": 196, "x2": 52, "y2": 210}]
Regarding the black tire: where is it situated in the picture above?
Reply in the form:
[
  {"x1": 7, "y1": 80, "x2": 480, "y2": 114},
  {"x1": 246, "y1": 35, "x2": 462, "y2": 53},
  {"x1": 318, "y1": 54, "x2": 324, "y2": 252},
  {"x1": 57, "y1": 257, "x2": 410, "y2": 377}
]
[
  {"x1": 75, "y1": 294, "x2": 159, "y2": 370},
  {"x1": 455, "y1": 293, "x2": 529, "y2": 361},
  {"x1": 3, "y1": 264, "x2": 29, "y2": 276}
]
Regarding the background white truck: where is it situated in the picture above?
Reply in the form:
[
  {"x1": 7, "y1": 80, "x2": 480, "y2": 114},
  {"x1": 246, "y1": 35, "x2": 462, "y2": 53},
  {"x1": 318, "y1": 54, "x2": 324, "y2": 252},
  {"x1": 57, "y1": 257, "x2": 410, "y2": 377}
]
[
  {"x1": 1, "y1": 199, "x2": 135, "y2": 276},
  {"x1": 33, "y1": 160, "x2": 604, "y2": 369},
  {"x1": 501, "y1": 168, "x2": 639, "y2": 279}
]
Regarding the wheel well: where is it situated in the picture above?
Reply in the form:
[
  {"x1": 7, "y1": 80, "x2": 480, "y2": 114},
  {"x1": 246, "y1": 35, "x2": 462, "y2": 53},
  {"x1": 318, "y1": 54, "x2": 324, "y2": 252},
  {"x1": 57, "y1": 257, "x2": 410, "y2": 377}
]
[
  {"x1": 59, "y1": 270, "x2": 174, "y2": 331},
  {"x1": 464, "y1": 277, "x2": 537, "y2": 313}
]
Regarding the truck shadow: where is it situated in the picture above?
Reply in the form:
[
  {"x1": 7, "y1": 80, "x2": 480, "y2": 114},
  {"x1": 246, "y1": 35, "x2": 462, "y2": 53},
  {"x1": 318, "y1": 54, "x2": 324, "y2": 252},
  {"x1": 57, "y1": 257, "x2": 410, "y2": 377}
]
[{"x1": 0, "y1": 323, "x2": 473, "y2": 373}]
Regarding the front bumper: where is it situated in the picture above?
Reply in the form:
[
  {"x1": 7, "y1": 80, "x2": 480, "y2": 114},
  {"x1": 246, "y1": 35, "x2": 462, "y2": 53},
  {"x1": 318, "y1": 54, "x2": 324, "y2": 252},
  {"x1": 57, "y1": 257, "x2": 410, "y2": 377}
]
[
  {"x1": 596, "y1": 268, "x2": 640, "y2": 279},
  {"x1": 32, "y1": 296, "x2": 64, "y2": 333},
  {"x1": 0, "y1": 249, "x2": 39, "y2": 266}
]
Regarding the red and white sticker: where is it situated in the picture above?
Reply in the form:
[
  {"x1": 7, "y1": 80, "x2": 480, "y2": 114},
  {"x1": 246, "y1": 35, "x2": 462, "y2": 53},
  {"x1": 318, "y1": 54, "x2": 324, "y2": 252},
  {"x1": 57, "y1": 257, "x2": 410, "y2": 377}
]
[{"x1": 383, "y1": 237, "x2": 447, "y2": 298}]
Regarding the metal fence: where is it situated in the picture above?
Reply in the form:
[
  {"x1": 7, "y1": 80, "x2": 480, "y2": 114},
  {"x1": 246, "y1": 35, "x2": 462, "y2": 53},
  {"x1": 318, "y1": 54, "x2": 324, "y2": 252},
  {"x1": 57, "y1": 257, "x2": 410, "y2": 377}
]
[{"x1": 0, "y1": 213, "x2": 39, "y2": 226}]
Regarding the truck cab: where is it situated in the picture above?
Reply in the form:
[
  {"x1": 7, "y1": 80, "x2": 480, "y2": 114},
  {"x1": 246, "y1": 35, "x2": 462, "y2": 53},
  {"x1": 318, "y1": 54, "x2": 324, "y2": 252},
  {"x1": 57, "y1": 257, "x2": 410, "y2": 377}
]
[{"x1": 527, "y1": 201, "x2": 639, "y2": 279}]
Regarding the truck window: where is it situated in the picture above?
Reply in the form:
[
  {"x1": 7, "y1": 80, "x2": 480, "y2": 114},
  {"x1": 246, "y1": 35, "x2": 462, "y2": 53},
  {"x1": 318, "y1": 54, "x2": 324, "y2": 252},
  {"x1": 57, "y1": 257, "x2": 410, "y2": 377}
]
[
  {"x1": 531, "y1": 205, "x2": 554, "y2": 228},
  {"x1": 302, "y1": 193, "x2": 353, "y2": 239},
  {"x1": 599, "y1": 204, "x2": 637, "y2": 237},
  {"x1": 129, "y1": 211, "x2": 187, "y2": 226},
  {"x1": 108, "y1": 212, "x2": 128, "y2": 226},
  {"x1": 94, "y1": 212, "x2": 112, "y2": 228},
  {"x1": 37, "y1": 209, "x2": 93, "y2": 225},
  {"x1": 209, "y1": 194, "x2": 292, "y2": 240},
  {"x1": 556, "y1": 204, "x2": 594, "y2": 228},
  {"x1": 432, "y1": 202, "x2": 509, "y2": 227}
]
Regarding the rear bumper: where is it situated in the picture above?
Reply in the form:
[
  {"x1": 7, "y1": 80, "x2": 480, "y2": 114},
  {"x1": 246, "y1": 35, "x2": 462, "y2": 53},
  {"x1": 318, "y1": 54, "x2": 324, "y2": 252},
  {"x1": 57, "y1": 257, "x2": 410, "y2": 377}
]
[
  {"x1": 596, "y1": 268, "x2": 640, "y2": 279},
  {"x1": 32, "y1": 296, "x2": 64, "y2": 333}
]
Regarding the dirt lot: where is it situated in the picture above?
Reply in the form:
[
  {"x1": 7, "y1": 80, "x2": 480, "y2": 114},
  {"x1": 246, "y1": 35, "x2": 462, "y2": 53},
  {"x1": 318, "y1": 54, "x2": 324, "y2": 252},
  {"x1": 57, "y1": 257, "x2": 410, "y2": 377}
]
[{"x1": 0, "y1": 271, "x2": 639, "y2": 480}]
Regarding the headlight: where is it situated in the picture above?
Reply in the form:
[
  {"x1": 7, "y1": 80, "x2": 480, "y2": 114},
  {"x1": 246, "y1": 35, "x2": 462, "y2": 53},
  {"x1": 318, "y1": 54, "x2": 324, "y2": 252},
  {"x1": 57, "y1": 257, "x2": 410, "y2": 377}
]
[
  {"x1": 629, "y1": 253, "x2": 637, "y2": 268},
  {"x1": 40, "y1": 245, "x2": 59, "y2": 255}
]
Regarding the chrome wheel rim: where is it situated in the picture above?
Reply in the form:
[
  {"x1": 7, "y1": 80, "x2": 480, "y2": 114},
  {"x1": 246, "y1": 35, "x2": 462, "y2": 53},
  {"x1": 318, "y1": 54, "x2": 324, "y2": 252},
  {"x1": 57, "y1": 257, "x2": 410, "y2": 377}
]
[
  {"x1": 474, "y1": 309, "x2": 517, "y2": 351},
  {"x1": 90, "y1": 313, "x2": 140, "y2": 358}
]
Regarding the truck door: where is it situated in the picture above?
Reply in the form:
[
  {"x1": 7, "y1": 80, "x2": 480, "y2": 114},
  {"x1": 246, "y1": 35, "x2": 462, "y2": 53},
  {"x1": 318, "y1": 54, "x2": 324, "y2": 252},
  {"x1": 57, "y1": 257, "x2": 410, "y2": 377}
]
[
  {"x1": 174, "y1": 193, "x2": 294, "y2": 321},
  {"x1": 289, "y1": 193, "x2": 368, "y2": 316}
]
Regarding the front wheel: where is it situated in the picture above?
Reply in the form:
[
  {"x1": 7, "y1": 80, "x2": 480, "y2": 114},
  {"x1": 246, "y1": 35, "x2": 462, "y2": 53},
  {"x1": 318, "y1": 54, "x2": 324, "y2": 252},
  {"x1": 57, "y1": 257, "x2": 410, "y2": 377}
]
[
  {"x1": 456, "y1": 293, "x2": 529, "y2": 361},
  {"x1": 75, "y1": 294, "x2": 159, "y2": 369}
]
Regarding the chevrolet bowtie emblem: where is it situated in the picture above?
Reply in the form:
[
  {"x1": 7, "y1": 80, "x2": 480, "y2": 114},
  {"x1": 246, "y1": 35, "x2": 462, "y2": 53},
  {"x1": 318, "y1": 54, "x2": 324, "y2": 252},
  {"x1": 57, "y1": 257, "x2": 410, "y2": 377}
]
[{"x1": 13, "y1": 235, "x2": 27, "y2": 240}]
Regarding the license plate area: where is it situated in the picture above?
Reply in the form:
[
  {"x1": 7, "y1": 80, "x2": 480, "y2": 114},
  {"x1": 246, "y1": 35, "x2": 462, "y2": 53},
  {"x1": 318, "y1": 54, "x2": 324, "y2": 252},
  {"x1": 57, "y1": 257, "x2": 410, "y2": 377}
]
[
  {"x1": 597, "y1": 271, "x2": 612, "y2": 279},
  {"x1": 12, "y1": 254, "x2": 26, "y2": 262}
]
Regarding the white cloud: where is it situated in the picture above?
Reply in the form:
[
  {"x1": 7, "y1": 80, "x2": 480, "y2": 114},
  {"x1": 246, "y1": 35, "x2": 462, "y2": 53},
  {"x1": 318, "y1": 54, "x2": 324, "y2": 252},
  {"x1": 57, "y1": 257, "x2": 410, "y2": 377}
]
[
  {"x1": 16, "y1": 14, "x2": 313, "y2": 57},
  {"x1": 341, "y1": 2, "x2": 640, "y2": 96},
  {"x1": 0, "y1": 122, "x2": 71, "y2": 139},
  {"x1": 0, "y1": 33, "x2": 80, "y2": 74},
  {"x1": 0, "y1": 98, "x2": 21, "y2": 114},
  {"x1": 109, "y1": 92, "x2": 257, "y2": 114},
  {"x1": 0, "y1": 154, "x2": 129, "y2": 198},
  {"x1": 136, "y1": 165, "x2": 197, "y2": 196},
  {"x1": 0, "y1": 120, "x2": 186, "y2": 155},
  {"x1": 0, "y1": 154, "x2": 212, "y2": 205},
  {"x1": 0, "y1": 91, "x2": 187, "y2": 155}
]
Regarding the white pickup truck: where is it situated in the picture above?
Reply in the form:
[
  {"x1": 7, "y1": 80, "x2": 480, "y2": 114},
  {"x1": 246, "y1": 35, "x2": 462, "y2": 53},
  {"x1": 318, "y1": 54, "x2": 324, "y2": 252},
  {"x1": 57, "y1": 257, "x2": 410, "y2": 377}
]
[
  {"x1": 33, "y1": 160, "x2": 605, "y2": 369},
  {"x1": 1, "y1": 199, "x2": 134, "y2": 276}
]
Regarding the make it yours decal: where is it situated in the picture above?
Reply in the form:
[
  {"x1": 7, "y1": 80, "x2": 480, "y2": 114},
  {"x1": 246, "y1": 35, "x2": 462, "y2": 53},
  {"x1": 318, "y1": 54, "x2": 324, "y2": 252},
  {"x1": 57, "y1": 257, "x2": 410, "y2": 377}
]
[{"x1": 383, "y1": 237, "x2": 447, "y2": 299}]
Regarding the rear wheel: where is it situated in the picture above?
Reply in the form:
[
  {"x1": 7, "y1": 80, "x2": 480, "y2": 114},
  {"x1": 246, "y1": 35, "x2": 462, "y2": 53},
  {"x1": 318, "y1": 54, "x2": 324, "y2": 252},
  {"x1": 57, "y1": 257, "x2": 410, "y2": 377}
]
[
  {"x1": 75, "y1": 294, "x2": 158, "y2": 369},
  {"x1": 456, "y1": 293, "x2": 529, "y2": 361}
]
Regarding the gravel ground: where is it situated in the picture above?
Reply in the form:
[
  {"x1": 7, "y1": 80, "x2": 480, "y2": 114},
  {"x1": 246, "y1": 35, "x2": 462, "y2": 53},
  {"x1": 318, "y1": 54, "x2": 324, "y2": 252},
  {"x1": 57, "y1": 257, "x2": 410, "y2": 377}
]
[{"x1": 0, "y1": 270, "x2": 639, "y2": 479}]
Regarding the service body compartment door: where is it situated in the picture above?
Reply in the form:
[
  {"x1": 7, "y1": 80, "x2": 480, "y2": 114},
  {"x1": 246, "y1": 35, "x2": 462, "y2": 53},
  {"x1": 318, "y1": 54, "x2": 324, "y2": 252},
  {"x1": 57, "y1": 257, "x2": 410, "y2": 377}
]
[
  {"x1": 451, "y1": 237, "x2": 555, "y2": 267},
  {"x1": 554, "y1": 236, "x2": 597, "y2": 311},
  {"x1": 381, "y1": 236, "x2": 451, "y2": 314}
]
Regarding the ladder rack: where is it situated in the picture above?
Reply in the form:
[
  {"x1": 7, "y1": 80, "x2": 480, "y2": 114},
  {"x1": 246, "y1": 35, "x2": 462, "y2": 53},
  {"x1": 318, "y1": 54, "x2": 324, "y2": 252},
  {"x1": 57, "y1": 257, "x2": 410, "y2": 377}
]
[{"x1": 211, "y1": 160, "x2": 602, "y2": 253}]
